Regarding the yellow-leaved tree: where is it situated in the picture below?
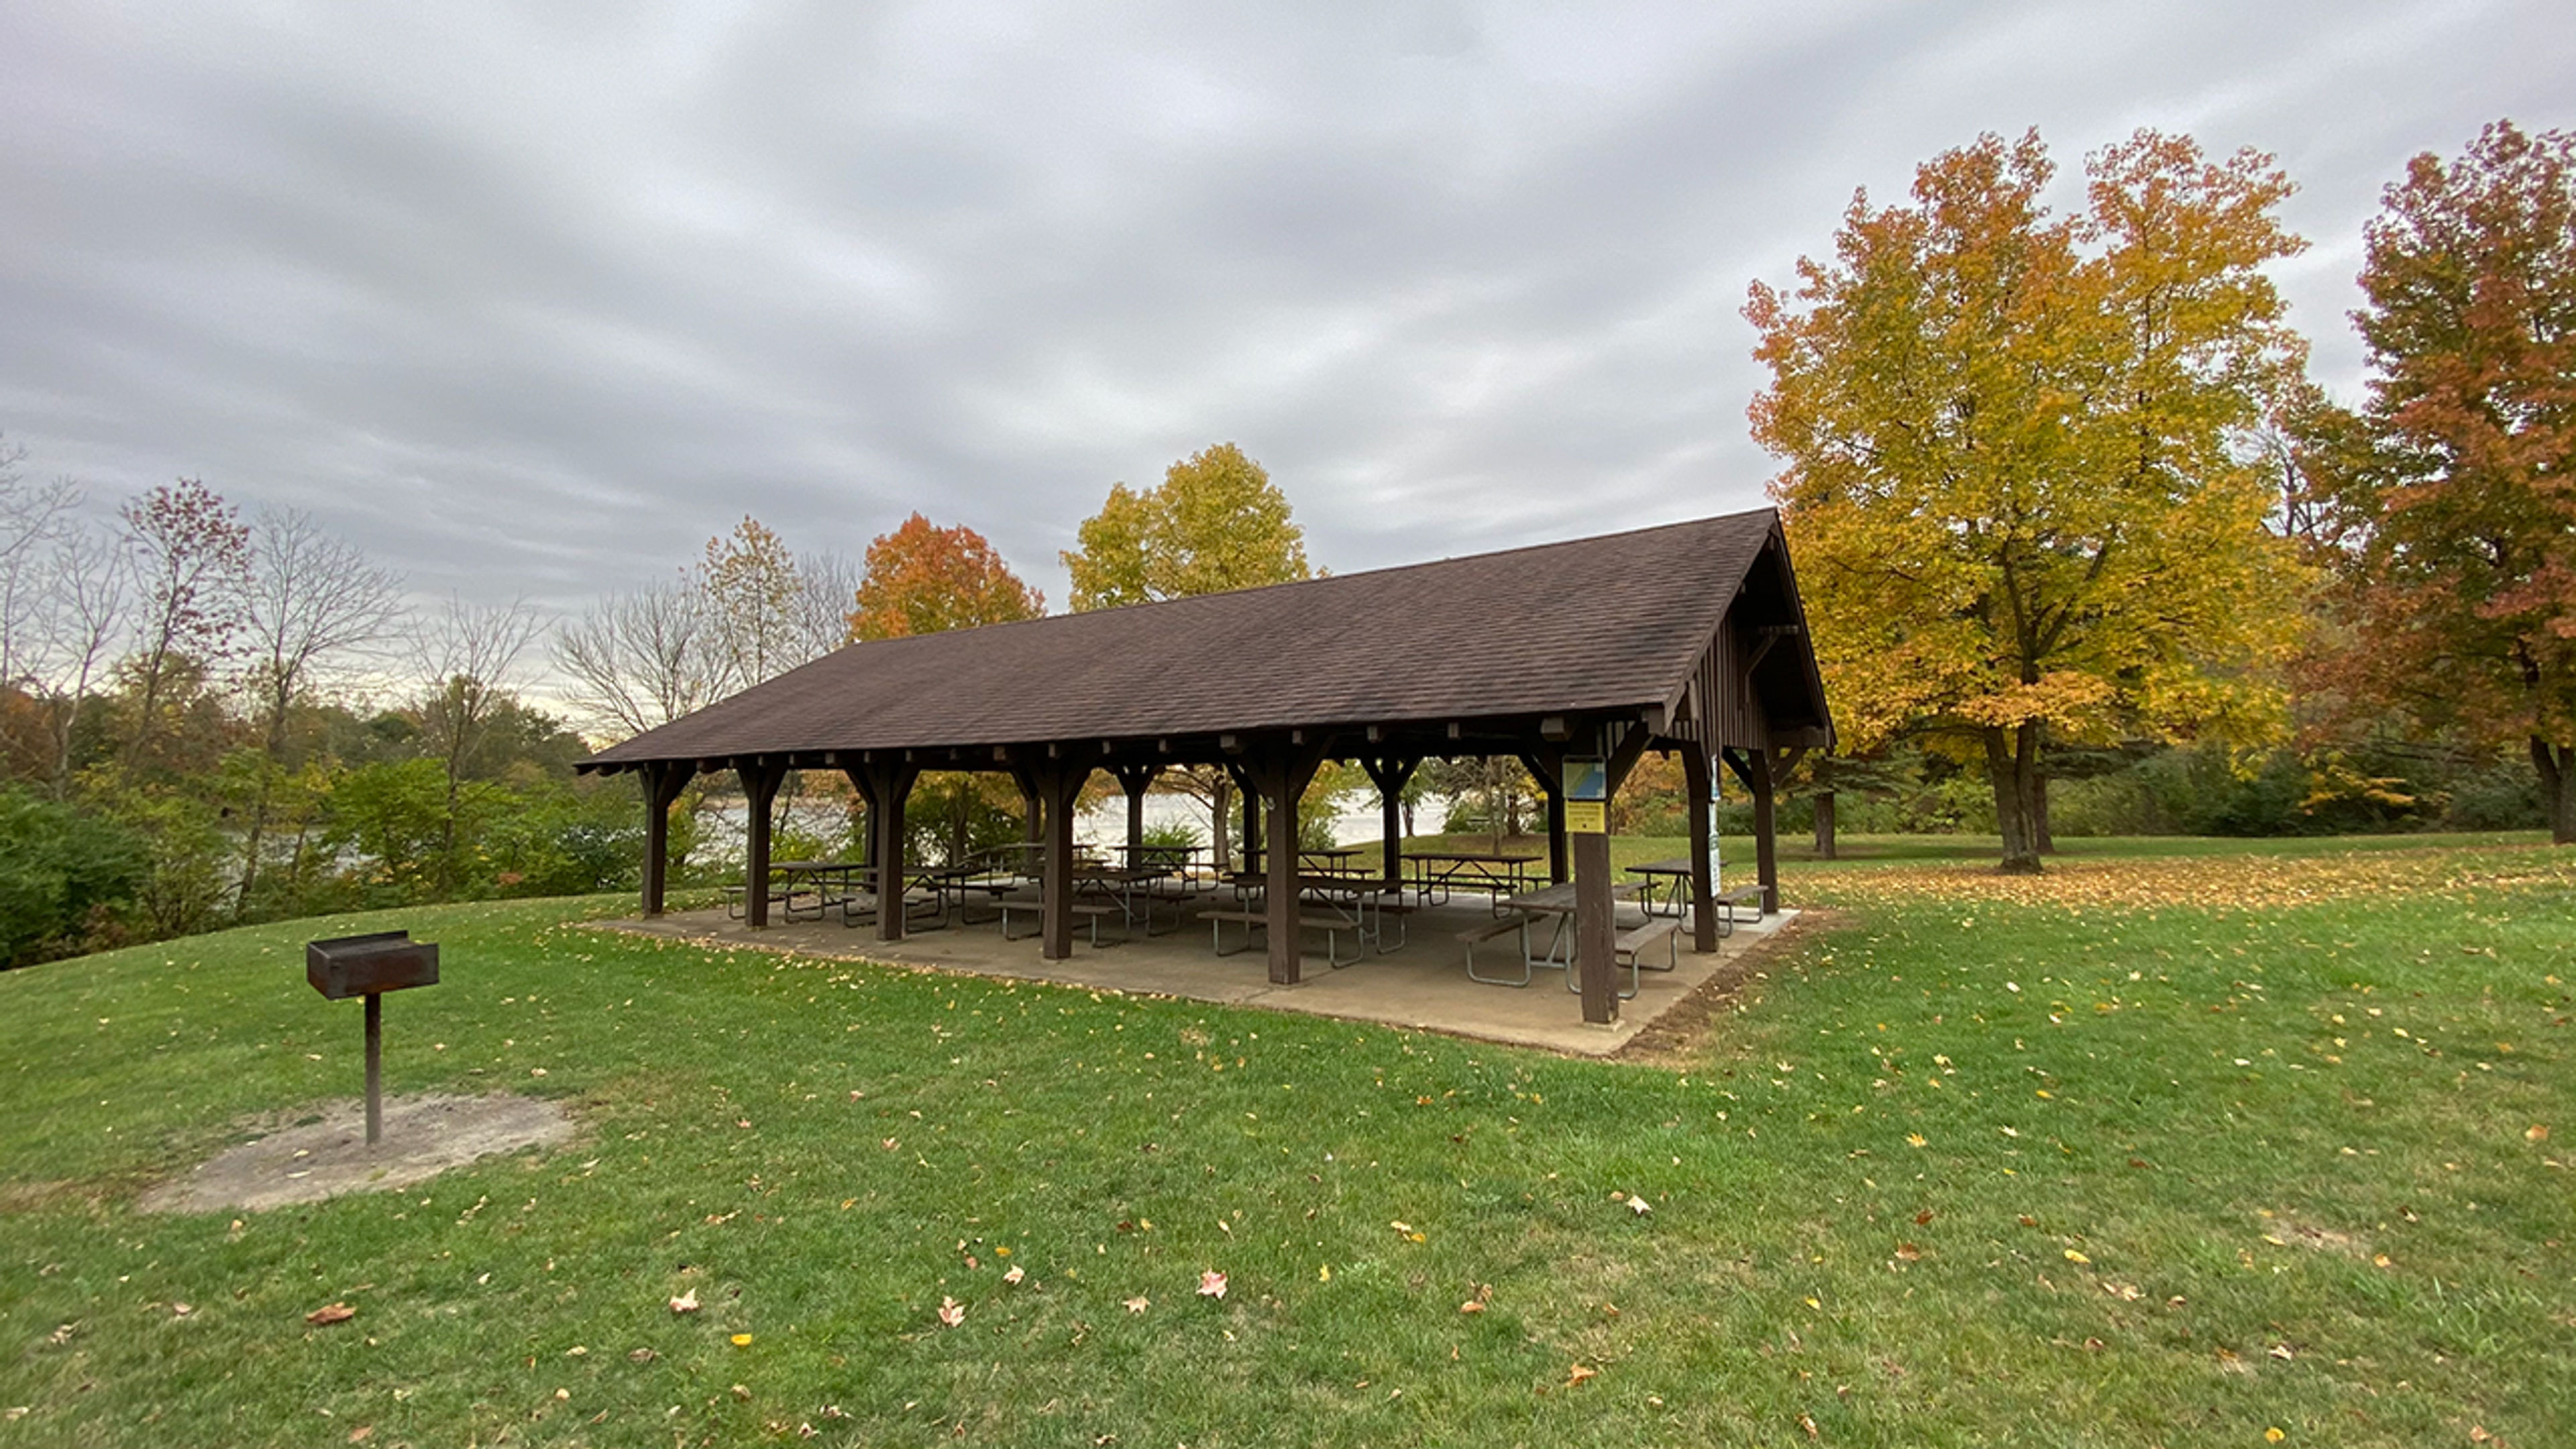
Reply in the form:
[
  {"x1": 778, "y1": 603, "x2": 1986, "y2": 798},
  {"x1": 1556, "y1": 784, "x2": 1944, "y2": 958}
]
[
  {"x1": 1061, "y1": 442, "x2": 1311, "y2": 610},
  {"x1": 1061, "y1": 443, "x2": 1316, "y2": 868},
  {"x1": 1746, "y1": 129, "x2": 2312, "y2": 871}
]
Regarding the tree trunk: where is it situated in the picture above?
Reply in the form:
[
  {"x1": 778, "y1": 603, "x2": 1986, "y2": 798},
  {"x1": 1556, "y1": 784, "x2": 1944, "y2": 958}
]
[
  {"x1": 1813, "y1": 790, "x2": 1838, "y2": 860},
  {"x1": 2534, "y1": 736, "x2": 2575, "y2": 845},
  {"x1": 2034, "y1": 770, "x2": 2055, "y2": 855},
  {"x1": 1984, "y1": 725, "x2": 2043, "y2": 873}
]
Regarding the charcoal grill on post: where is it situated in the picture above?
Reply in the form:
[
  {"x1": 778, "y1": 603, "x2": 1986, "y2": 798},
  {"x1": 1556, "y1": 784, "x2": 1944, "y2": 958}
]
[{"x1": 306, "y1": 931, "x2": 440, "y2": 1145}]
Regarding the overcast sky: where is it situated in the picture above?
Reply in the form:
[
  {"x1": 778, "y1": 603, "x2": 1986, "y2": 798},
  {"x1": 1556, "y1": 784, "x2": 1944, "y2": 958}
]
[{"x1": 5, "y1": 1, "x2": 2570, "y2": 618}]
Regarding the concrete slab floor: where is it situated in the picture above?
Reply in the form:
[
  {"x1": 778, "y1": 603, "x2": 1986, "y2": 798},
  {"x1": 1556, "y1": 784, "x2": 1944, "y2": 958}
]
[{"x1": 598, "y1": 894, "x2": 1795, "y2": 1057}]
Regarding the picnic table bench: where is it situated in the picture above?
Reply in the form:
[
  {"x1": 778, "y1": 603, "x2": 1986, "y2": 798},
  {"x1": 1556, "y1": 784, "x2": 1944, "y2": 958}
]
[
  {"x1": 1198, "y1": 906, "x2": 1364, "y2": 969},
  {"x1": 992, "y1": 892, "x2": 1121, "y2": 947}
]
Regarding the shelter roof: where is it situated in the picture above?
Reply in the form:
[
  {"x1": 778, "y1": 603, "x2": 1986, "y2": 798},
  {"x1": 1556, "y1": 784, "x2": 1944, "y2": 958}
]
[{"x1": 579, "y1": 508, "x2": 1828, "y2": 770}]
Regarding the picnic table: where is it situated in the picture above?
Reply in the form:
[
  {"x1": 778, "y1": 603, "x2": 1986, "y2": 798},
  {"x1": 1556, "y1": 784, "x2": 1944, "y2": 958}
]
[
  {"x1": 842, "y1": 863, "x2": 958, "y2": 930},
  {"x1": 1622, "y1": 857, "x2": 1704, "y2": 918},
  {"x1": 1213, "y1": 871, "x2": 1412, "y2": 959},
  {"x1": 1407, "y1": 849, "x2": 1542, "y2": 908},
  {"x1": 743, "y1": 859, "x2": 859, "y2": 922},
  {"x1": 1460, "y1": 880, "x2": 1673, "y2": 992},
  {"x1": 1297, "y1": 845, "x2": 1366, "y2": 877},
  {"x1": 1073, "y1": 863, "x2": 1179, "y2": 936}
]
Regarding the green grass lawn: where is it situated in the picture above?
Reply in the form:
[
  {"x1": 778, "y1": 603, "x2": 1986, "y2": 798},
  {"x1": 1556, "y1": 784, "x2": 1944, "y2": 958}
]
[{"x1": 1, "y1": 835, "x2": 2570, "y2": 1446}]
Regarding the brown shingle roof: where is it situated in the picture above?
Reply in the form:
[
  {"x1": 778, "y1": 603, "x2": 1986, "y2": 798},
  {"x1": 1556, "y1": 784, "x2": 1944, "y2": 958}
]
[{"x1": 580, "y1": 508, "x2": 1825, "y2": 767}]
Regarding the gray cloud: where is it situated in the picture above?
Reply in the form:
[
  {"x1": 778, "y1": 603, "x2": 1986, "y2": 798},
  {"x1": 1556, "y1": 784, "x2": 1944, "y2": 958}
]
[{"x1": 4, "y1": 0, "x2": 2569, "y2": 616}]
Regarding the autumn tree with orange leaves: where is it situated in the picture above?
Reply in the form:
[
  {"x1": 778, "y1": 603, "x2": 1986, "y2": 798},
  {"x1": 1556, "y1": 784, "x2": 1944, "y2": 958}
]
[
  {"x1": 2307, "y1": 121, "x2": 2576, "y2": 843},
  {"x1": 845, "y1": 513, "x2": 1044, "y2": 643},
  {"x1": 1748, "y1": 129, "x2": 2312, "y2": 873},
  {"x1": 845, "y1": 513, "x2": 1044, "y2": 864}
]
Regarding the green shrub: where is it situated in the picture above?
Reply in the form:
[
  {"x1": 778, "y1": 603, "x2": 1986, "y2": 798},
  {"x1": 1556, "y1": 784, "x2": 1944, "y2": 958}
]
[{"x1": 0, "y1": 789, "x2": 148, "y2": 967}]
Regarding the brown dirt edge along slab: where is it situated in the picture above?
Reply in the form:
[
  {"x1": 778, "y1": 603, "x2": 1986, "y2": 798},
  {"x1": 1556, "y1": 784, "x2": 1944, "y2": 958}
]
[
  {"x1": 137, "y1": 1093, "x2": 578, "y2": 1214},
  {"x1": 1613, "y1": 908, "x2": 1833, "y2": 1067}
]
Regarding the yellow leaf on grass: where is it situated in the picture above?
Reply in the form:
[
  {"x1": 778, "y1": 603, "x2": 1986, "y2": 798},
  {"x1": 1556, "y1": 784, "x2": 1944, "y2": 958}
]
[
  {"x1": 2063, "y1": 1249, "x2": 2090, "y2": 1265},
  {"x1": 730, "y1": 1334, "x2": 752, "y2": 1346}
]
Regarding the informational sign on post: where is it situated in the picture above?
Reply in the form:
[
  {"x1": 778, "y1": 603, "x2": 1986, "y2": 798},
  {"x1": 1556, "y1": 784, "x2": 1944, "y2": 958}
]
[{"x1": 1565, "y1": 756, "x2": 1607, "y2": 835}]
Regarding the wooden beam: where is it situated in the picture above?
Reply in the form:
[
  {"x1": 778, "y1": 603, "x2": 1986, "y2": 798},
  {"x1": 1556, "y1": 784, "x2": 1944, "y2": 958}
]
[
  {"x1": 1683, "y1": 747, "x2": 1717, "y2": 954},
  {"x1": 1114, "y1": 763, "x2": 1159, "y2": 867},
  {"x1": 1749, "y1": 746, "x2": 1778, "y2": 914},
  {"x1": 857, "y1": 761, "x2": 921, "y2": 942},
  {"x1": 1024, "y1": 759, "x2": 1093, "y2": 961},
  {"x1": 739, "y1": 761, "x2": 786, "y2": 928},
  {"x1": 1243, "y1": 739, "x2": 1330, "y2": 986},
  {"x1": 640, "y1": 761, "x2": 696, "y2": 917},
  {"x1": 1521, "y1": 745, "x2": 1568, "y2": 885},
  {"x1": 1361, "y1": 755, "x2": 1419, "y2": 885}
]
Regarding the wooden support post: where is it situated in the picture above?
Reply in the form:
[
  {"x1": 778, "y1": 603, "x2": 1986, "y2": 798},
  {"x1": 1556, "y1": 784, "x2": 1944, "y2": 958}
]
[
  {"x1": 842, "y1": 767, "x2": 879, "y2": 867},
  {"x1": 1115, "y1": 763, "x2": 1159, "y2": 867},
  {"x1": 1574, "y1": 826, "x2": 1615, "y2": 1024},
  {"x1": 740, "y1": 761, "x2": 785, "y2": 928},
  {"x1": 640, "y1": 761, "x2": 695, "y2": 917},
  {"x1": 1751, "y1": 749, "x2": 1778, "y2": 913},
  {"x1": 1683, "y1": 747, "x2": 1717, "y2": 954},
  {"x1": 1814, "y1": 790, "x2": 1837, "y2": 860},
  {"x1": 861, "y1": 763, "x2": 920, "y2": 942},
  {"x1": 1570, "y1": 721, "x2": 1649, "y2": 1024},
  {"x1": 1238, "y1": 773, "x2": 1262, "y2": 875},
  {"x1": 1522, "y1": 747, "x2": 1568, "y2": 885},
  {"x1": 1246, "y1": 741, "x2": 1328, "y2": 986},
  {"x1": 364, "y1": 991, "x2": 383, "y2": 1146},
  {"x1": 1721, "y1": 747, "x2": 1782, "y2": 914},
  {"x1": 1024, "y1": 761, "x2": 1091, "y2": 961},
  {"x1": 1362, "y1": 756, "x2": 1417, "y2": 884},
  {"x1": 1265, "y1": 775, "x2": 1299, "y2": 985}
]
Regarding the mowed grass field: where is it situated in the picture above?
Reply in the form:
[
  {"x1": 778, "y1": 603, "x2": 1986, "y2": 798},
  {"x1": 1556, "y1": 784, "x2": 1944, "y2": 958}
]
[{"x1": 1, "y1": 835, "x2": 2569, "y2": 1448}]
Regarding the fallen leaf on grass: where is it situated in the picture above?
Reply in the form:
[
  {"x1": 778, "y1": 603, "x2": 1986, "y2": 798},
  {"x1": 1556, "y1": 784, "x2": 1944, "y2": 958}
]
[
  {"x1": 1123, "y1": 1295, "x2": 1150, "y2": 1313},
  {"x1": 1197, "y1": 1271, "x2": 1228, "y2": 1300},
  {"x1": 1626, "y1": 1195, "x2": 1653, "y2": 1216},
  {"x1": 1004, "y1": 1265, "x2": 1026, "y2": 1286},
  {"x1": 1799, "y1": 1412, "x2": 1819, "y2": 1439},
  {"x1": 2266, "y1": 1430, "x2": 2284, "y2": 1444},
  {"x1": 1566, "y1": 1364, "x2": 1595, "y2": 1387},
  {"x1": 1894, "y1": 1242, "x2": 1922, "y2": 1262},
  {"x1": 730, "y1": 1333, "x2": 753, "y2": 1346},
  {"x1": 937, "y1": 1297, "x2": 965, "y2": 1328},
  {"x1": 1460, "y1": 1283, "x2": 1493, "y2": 1314},
  {"x1": 2528, "y1": 1125, "x2": 2550, "y2": 1143},
  {"x1": 2063, "y1": 1249, "x2": 2090, "y2": 1265},
  {"x1": 347, "y1": 1428, "x2": 372, "y2": 1444},
  {"x1": 306, "y1": 1304, "x2": 356, "y2": 1327},
  {"x1": 669, "y1": 1289, "x2": 700, "y2": 1315}
]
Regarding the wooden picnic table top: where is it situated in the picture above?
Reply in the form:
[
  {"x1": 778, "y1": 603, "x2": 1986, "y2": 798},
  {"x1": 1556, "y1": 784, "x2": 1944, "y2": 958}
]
[
  {"x1": 1624, "y1": 857, "x2": 1702, "y2": 876},
  {"x1": 1408, "y1": 849, "x2": 1544, "y2": 865},
  {"x1": 1504, "y1": 880, "x2": 1642, "y2": 914},
  {"x1": 1227, "y1": 871, "x2": 1402, "y2": 894}
]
